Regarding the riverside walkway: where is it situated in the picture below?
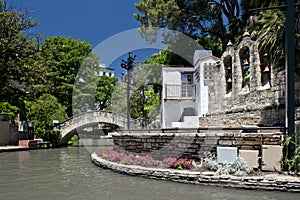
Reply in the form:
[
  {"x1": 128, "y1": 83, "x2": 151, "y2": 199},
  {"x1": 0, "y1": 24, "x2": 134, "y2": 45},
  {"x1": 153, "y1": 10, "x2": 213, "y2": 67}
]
[{"x1": 0, "y1": 146, "x2": 29, "y2": 152}]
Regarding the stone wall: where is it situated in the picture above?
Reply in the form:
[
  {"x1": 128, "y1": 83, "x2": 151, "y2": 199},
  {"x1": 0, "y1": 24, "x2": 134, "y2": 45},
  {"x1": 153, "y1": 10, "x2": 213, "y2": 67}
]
[
  {"x1": 199, "y1": 106, "x2": 300, "y2": 128},
  {"x1": 111, "y1": 131, "x2": 283, "y2": 161},
  {"x1": 203, "y1": 32, "x2": 300, "y2": 128},
  {"x1": 92, "y1": 153, "x2": 300, "y2": 192},
  {"x1": 199, "y1": 108, "x2": 286, "y2": 128}
]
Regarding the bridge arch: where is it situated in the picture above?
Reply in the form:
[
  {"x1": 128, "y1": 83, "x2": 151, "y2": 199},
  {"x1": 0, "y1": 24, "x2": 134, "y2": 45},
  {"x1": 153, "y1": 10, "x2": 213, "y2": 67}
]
[{"x1": 58, "y1": 111, "x2": 141, "y2": 144}]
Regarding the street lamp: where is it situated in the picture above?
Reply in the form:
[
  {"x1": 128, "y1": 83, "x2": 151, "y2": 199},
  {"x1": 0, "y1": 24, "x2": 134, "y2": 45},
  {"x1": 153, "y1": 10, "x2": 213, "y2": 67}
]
[
  {"x1": 139, "y1": 85, "x2": 146, "y2": 128},
  {"x1": 121, "y1": 52, "x2": 137, "y2": 129}
]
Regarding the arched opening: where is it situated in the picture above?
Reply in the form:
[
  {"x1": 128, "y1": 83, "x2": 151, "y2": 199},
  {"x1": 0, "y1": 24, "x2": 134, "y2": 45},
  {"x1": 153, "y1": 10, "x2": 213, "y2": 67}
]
[
  {"x1": 239, "y1": 47, "x2": 250, "y2": 88},
  {"x1": 224, "y1": 55, "x2": 233, "y2": 93},
  {"x1": 260, "y1": 53, "x2": 271, "y2": 86}
]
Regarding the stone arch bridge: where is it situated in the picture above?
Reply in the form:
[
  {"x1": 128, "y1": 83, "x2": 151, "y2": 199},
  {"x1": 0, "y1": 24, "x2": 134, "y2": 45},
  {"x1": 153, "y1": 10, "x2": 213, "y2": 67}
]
[{"x1": 57, "y1": 111, "x2": 141, "y2": 145}]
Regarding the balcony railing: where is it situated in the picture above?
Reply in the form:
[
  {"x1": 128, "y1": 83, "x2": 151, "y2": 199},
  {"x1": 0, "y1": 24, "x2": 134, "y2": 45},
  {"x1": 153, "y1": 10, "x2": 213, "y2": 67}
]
[{"x1": 165, "y1": 84, "x2": 196, "y2": 100}]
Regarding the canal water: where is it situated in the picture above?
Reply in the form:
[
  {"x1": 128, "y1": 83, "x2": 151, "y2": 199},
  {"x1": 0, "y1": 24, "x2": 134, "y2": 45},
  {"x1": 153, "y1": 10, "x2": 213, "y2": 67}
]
[{"x1": 0, "y1": 145, "x2": 299, "y2": 200}]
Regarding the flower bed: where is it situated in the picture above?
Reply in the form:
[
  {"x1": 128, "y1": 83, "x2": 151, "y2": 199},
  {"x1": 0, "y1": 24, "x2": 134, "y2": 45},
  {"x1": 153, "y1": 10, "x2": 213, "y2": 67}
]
[
  {"x1": 96, "y1": 147, "x2": 253, "y2": 176},
  {"x1": 96, "y1": 148, "x2": 193, "y2": 170}
]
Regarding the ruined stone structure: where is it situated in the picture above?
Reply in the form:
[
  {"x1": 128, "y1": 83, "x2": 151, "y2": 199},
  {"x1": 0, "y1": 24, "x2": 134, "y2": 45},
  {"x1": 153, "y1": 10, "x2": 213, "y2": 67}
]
[{"x1": 200, "y1": 32, "x2": 300, "y2": 128}]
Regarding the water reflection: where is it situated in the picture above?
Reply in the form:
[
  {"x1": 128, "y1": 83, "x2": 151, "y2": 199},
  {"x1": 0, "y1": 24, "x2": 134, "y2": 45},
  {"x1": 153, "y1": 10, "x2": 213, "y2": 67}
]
[{"x1": 0, "y1": 145, "x2": 299, "y2": 200}]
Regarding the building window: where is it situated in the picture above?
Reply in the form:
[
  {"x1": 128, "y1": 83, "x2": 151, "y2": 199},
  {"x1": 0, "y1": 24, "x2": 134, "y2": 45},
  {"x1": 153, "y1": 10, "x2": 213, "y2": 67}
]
[
  {"x1": 182, "y1": 73, "x2": 193, "y2": 84},
  {"x1": 181, "y1": 73, "x2": 194, "y2": 97}
]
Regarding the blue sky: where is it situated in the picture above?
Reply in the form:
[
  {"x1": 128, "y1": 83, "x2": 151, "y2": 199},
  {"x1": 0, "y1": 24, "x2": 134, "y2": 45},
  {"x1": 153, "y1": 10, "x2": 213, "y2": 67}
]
[{"x1": 12, "y1": 0, "x2": 163, "y2": 77}]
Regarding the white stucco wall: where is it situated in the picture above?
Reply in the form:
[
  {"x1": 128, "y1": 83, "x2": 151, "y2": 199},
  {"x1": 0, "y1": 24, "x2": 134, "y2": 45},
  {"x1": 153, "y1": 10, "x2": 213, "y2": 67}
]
[
  {"x1": 162, "y1": 67, "x2": 197, "y2": 128},
  {"x1": 161, "y1": 51, "x2": 220, "y2": 128},
  {"x1": 162, "y1": 100, "x2": 197, "y2": 128}
]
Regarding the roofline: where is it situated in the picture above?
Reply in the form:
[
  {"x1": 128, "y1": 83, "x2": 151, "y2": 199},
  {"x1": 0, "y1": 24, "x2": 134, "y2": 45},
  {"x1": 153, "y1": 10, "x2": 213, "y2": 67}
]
[
  {"x1": 195, "y1": 55, "x2": 221, "y2": 66},
  {"x1": 162, "y1": 65, "x2": 194, "y2": 68}
]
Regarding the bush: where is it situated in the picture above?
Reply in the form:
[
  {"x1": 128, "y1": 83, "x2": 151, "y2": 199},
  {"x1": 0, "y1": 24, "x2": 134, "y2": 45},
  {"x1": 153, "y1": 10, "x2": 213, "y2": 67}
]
[
  {"x1": 35, "y1": 128, "x2": 60, "y2": 145},
  {"x1": 0, "y1": 102, "x2": 18, "y2": 117},
  {"x1": 283, "y1": 136, "x2": 300, "y2": 174},
  {"x1": 203, "y1": 153, "x2": 253, "y2": 176},
  {"x1": 68, "y1": 135, "x2": 79, "y2": 145},
  {"x1": 285, "y1": 146, "x2": 300, "y2": 174}
]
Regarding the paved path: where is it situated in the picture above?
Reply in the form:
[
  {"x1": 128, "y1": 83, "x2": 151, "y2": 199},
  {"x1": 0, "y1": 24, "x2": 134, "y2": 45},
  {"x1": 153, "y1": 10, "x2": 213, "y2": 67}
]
[{"x1": 0, "y1": 146, "x2": 29, "y2": 152}]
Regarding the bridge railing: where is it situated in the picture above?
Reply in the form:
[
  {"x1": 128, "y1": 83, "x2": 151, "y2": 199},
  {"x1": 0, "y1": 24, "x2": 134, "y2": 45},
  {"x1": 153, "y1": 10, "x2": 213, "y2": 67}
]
[{"x1": 56, "y1": 110, "x2": 142, "y2": 130}]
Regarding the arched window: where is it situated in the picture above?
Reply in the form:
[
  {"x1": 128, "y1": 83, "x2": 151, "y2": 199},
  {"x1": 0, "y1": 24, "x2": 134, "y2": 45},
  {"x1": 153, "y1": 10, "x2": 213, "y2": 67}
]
[
  {"x1": 223, "y1": 55, "x2": 232, "y2": 93},
  {"x1": 260, "y1": 53, "x2": 271, "y2": 86},
  {"x1": 239, "y1": 47, "x2": 250, "y2": 88}
]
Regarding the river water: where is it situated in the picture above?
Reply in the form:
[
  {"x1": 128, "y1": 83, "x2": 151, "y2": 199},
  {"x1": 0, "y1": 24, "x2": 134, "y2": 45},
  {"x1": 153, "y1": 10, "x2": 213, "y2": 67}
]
[{"x1": 0, "y1": 143, "x2": 299, "y2": 200}]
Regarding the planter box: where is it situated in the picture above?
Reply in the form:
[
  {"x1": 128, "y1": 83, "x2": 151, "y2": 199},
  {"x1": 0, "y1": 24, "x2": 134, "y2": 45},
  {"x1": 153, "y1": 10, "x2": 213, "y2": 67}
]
[{"x1": 18, "y1": 140, "x2": 38, "y2": 148}]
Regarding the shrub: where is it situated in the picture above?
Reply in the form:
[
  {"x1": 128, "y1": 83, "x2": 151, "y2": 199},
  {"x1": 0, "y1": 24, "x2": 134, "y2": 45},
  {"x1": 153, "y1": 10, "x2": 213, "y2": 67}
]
[
  {"x1": 0, "y1": 102, "x2": 18, "y2": 118},
  {"x1": 283, "y1": 136, "x2": 300, "y2": 174},
  {"x1": 284, "y1": 146, "x2": 300, "y2": 174},
  {"x1": 203, "y1": 153, "x2": 253, "y2": 176},
  {"x1": 203, "y1": 153, "x2": 219, "y2": 171},
  {"x1": 35, "y1": 128, "x2": 60, "y2": 145}
]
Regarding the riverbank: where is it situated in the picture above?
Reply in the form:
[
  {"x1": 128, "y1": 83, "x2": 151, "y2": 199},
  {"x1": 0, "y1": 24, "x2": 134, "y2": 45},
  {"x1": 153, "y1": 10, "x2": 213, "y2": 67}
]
[
  {"x1": 0, "y1": 142, "x2": 52, "y2": 152},
  {"x1": 0, "y1": 146, "x2": 30, "y2": 152},
  {"x1": 91, "y1": 152, "x2": 300, "y2": 192}
]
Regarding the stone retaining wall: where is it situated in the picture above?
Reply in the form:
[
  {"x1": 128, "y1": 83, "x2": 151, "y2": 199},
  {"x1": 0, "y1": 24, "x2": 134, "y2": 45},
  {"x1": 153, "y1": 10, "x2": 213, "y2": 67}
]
[
  {"x1": 91, "y1": 153, "x2": 300, "y2": 192},
  {"x1": 199, "y1": 107, "x2": 300, "y2": 128},
  {"x1": 111, "y1": 132, "x2": 283, "y2": 161}
]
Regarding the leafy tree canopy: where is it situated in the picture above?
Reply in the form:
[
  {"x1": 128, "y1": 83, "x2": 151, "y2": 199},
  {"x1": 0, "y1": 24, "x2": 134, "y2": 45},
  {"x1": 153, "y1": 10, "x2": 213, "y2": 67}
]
[
  {"x1": 0, "y1": 0, "x2": 44, "y2": 105},
  {"x1": 25, "y1": 94, "x2": 68, "y2": 130},
  {"x1": 40, "y1": 36, "x2": 96, "y2": 116},
  {"x1": 0, "y1": 101, "x2": 18, "y2": 117},
  {"x1": 135, "y1": 0, "x2": 241, "y2": 51},
  {"x1": 95, "y1": 76, "x2": 118, "y2": 111}
]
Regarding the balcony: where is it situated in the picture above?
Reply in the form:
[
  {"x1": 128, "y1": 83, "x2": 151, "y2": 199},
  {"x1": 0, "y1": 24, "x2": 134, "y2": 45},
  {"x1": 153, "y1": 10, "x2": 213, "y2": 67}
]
[{"x1": 164, "y1": 84, "x2": 196, "y2": 100}]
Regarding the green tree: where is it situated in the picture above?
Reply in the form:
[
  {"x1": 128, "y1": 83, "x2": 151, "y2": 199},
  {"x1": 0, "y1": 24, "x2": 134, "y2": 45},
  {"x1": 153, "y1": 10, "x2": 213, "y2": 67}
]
[
  {"x1": 0, "y1": 0, "x2": 44, "y2": 111},
  {"x1": 72, "y1": 52, "x2": 101, "y2": 114},
  {"x1": 40, "y1": 36, "x2": 95, "y2": 116},
  {"x1": 95, "y1": 76, "x2": 118, "y2": 110},
  {"x1": 108, "y1": 81, "x2": 127, "y2": 115},
  {"x1": 26, "y1": 94, "x2": 68, "y2": 130},
  {"x1": 135, "y1": 0, "x2": 241, "y2": 51}
]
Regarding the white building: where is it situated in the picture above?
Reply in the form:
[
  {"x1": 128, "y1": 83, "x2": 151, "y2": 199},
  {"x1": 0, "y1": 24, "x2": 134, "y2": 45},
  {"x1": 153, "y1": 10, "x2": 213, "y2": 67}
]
[
  {"x1": 161, "y1": 50, "x2": 220, "y2": 128},
  {"x1": 95, "y1": 64, "x2": 115, "y2": 77}
]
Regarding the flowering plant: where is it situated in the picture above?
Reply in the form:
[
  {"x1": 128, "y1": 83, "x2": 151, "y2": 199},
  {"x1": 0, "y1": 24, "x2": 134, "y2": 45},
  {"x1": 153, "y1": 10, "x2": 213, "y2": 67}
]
[
  {"x1": 96, "y1": 148, "x2": 162, "y2": 168},
  {"x1": 96, "y1": 148, "x2": 193, "y2": 170},
  {"x1": 170, "y1": 158, "x2": 193, "y2": 170}
]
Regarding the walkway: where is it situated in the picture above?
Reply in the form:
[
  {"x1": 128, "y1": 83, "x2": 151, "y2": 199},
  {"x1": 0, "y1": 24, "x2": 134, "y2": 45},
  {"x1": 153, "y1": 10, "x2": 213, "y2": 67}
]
[{"x1": 0, "y1": 146, "x2": 29, "y2": 152}]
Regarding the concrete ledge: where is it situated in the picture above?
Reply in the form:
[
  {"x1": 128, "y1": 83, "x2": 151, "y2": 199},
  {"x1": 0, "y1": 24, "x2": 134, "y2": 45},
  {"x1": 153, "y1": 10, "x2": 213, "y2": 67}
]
[
  {"x1": 91, "y1": 153, "x2": 300, "y2": 192},
  {"x1": 0, "y1": 146, "x2": 32, "y2": 152}
]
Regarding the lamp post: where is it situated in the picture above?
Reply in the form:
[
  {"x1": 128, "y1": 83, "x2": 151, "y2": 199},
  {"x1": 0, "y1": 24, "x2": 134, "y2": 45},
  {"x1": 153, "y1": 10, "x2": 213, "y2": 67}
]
[
  {"x1": 139, "y1": 85, "x2": 146, "y2": 128},
  {"x1": 121, "y1": 52, "x2": 137, "y2": 130}
]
